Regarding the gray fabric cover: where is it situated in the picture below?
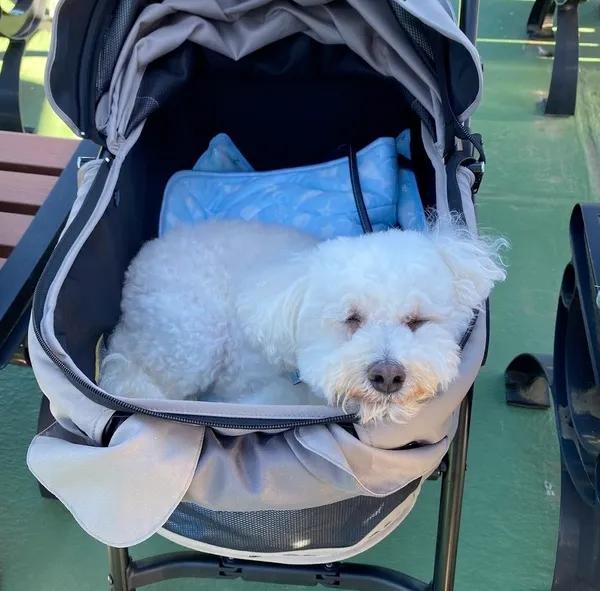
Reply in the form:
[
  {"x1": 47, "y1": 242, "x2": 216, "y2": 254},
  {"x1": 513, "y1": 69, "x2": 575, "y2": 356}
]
[
  {"x1": 91, "y1": 0, "x2": 481, "y2": 154},
  {"x1": 28, "y1": 0, "x2": 486, "y2": 559}
]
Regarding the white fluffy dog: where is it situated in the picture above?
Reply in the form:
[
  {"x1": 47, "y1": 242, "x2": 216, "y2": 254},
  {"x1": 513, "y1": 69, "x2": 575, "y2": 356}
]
[{"x1": 100, "y1": 219, "x2": 506, "y2": 423}]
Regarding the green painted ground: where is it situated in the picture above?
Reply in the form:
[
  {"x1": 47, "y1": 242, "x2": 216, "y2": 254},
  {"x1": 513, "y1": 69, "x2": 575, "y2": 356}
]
[{"x1": 1, "y1": 1, "x2": 600, "y2": 589}]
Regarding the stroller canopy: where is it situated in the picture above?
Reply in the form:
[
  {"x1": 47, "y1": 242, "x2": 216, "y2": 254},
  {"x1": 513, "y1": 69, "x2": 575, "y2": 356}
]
[{"x1": 47, "y1": 0, "x2": 482, "y2": 155}]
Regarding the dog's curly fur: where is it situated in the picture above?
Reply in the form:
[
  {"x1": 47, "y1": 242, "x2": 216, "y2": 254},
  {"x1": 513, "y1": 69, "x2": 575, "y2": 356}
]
[{"x1": 100, "y1": 218, "x2": 507, "y2": 423}]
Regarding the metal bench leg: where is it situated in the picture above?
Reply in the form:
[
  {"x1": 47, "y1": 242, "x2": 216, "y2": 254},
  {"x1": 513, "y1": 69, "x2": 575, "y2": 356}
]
[
  {"x1": 0, "y1": 39, "x2": 26, "y2": 132},
  {"x1": 544, "y1": 0, "x2": 581, "y2": 116},
  {"x1": 431, "y1": 389, "x2": 472, "y2": 591}
]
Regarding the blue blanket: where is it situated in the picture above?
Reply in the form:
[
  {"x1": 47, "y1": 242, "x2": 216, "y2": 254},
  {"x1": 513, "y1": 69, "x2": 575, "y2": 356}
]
[{"x1": 159, "y1": 132, "x2": 425, "y2": 239}]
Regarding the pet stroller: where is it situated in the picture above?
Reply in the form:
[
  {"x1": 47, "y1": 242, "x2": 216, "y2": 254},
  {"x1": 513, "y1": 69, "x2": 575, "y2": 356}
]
[{"x1": 15, "y1": 0, "x2": 487, "y2": 589}]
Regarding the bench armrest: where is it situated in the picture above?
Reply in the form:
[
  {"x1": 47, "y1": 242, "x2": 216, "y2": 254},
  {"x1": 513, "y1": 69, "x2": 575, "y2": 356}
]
[
  {"x1": 0, "y1": 0, "x2": 48, "y2": 40},
  {"x1": 0, "y1": 139, "x2": 100, "y2": 368},
  {"x1": 0, "y1": 0, "x2": 50, "y2": 132}
]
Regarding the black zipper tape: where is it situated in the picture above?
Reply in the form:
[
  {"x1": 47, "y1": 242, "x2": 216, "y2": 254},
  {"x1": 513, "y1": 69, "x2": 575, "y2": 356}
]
[{"x1": 32, "y1": 158, "x2": 357, "y2": 430}]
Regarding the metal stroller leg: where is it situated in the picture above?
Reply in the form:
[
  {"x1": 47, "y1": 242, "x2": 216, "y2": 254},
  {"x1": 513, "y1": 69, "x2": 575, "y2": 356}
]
[
  {"x1": 108, "y1": 546, "x2": 133, "y2": 591},
  {"x1": 458, "y1": 0, "x2": 480, "y2": 49},
  {"x1": 431, "y1": 389, "x2": 472, "y2": 591}
]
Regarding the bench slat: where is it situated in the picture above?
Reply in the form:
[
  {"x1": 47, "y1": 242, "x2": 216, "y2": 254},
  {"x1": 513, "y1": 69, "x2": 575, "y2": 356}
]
[
  {"x1": 0, "y1": 211, "x2": 35, "y2": 258},
  {"x1": 0, "y1": 170, "x2": 57, "y2": 215},
  {"x1": 0, "y1": 131, "x2": 80, "y2": 176}
]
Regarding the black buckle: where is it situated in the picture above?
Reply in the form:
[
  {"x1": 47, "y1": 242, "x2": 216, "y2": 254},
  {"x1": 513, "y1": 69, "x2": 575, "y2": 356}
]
[
  {"x1": 219, "y1": 558, "x2": 242, "y2": 578},
  {"x1": 77, "y1": 156, "x2": 96, "y2": 169},
  {"x1": 465, "y1": 158, "x2": 485, "y2": 195},
  {"x1": 318, "y1": 563, "x2": 342, "y2": 587},
  {"x1": 467, "y1": 132, "x2": 485, "y2": 194}
]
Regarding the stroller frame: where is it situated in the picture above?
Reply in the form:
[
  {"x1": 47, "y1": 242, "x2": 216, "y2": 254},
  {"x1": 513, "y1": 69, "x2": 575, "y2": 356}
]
[
  {"x1": 107, "y1": 392, "x2": 472, "y2": 591},
  {"x1": 103, "y1": 6, "x2": 482, "y2": 590}
]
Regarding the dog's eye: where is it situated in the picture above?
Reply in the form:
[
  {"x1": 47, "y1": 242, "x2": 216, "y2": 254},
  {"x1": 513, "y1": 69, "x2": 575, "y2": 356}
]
[
  {"x1": 406, "y1": 318, "x2": 428, "y2": 332},
  {"x1": 345, "y1": 312, "x2": 363, "y2": 328}
]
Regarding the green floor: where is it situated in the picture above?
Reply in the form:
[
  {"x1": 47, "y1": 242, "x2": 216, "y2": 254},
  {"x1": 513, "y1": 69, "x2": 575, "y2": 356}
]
[{"x1": 1, "y1": 0, "x2": 600, "y2": 589}]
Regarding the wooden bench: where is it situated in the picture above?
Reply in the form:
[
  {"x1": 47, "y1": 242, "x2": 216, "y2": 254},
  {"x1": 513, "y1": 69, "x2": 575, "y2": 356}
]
[
  {"x1": 0, "y1": 130, "x2": 80, "y2": 266},
  {"x1": 0, "y1": 130, "x2": 99, "y2": 366}
]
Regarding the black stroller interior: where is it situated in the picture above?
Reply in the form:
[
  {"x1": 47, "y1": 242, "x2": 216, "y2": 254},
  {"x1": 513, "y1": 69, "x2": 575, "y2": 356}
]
[{"x1": 57, "y1": 35, "x2": 440, "y2": 382}]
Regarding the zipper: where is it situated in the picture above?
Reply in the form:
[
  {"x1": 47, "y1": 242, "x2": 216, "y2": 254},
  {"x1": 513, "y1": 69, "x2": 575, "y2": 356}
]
[
  {"x1": 35, "y1": 14, "x2": 475, "y2": 431},
  {"x1": 31, "y1": 150, "x2": 476, "y2": 431},
  {"x1": 31, "y1": 158, "x2": 357, "y2": 430}
]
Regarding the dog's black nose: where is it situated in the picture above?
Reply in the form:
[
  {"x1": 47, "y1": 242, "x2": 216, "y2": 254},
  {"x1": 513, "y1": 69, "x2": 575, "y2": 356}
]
[{"x1": 367, "y1": 361, "x2": 406, "y2": 394}]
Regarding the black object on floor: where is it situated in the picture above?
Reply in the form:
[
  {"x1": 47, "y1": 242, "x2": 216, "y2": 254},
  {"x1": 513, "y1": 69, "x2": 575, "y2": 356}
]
[{"x1": 504, "y1": 353, "x2": 553, "y2": 409}]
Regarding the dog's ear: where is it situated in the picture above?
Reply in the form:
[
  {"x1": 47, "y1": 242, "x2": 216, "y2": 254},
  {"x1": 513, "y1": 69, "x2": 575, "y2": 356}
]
[
  {"x1": 429, "y1": 224, "x2": 508, "y2": 311},
  {"x1": 236, "y1": 255, "x2": 311, "y2": 369}
]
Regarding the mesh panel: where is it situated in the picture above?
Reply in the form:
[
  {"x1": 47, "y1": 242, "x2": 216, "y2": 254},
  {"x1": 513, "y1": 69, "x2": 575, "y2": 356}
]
[
  {"x1": 164, "y1": 479, "x2": 420, "y2": 553},
  {"x1": 125, "y1": 40, "x2": 197, "y2": 136},
  {"x1": 387, "y1": 1, "x2": 438, "y2": 142},
  {"x1": 411, "y1": 99, "x2": 436, "y2": 141},
  {"x1": 387, "y1": 1, "x2": 435, "y2": 66},
  {"x1": 127, "y1": 96, "x2": 159, "y2": 132},
  {"x1": 96, "y1": 0, "x2": 151, "y2": 101}
]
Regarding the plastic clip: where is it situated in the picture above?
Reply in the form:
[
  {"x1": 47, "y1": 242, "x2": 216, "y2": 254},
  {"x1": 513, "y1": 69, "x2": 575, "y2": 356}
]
[
  {"x1": 77, "y1": 156, "x2": 96, "y2": 170},
  {"x1": 468, "y1": 160, "x2": 485, "y2": 194},
  {"x1": 318, "y1": 564, "x2": 341, "y2": 587},
  {"x1": 219, "y1": 558, "x2": 242, "y2": 578}
]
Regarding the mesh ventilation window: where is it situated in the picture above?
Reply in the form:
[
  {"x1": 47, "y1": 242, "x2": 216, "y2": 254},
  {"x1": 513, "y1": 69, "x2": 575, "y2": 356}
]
[
  {"x1": 96, "y1": 0, "x2": 152, "y2": 101},
  {"x1": 125, "y1": 41, "x2": 197, "y2": 136},
  {"x1": 387, "y1": 1, "x2": 436, "y2": 67},
  {"x1": 386, "y1": 1, "x2": 437, "y2": 142},
  {"x1": 164, "y1": 479, "x2": 420, "y2": 553},
  {"x1": 411, "y1": 100, "x2": 436, "y2": 142}
]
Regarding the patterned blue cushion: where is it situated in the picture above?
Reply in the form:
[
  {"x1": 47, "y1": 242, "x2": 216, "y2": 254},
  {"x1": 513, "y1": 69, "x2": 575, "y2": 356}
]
[{"x1": 159, "y1": 133, "x2": 424, "y2": 239}]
